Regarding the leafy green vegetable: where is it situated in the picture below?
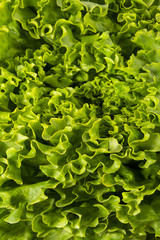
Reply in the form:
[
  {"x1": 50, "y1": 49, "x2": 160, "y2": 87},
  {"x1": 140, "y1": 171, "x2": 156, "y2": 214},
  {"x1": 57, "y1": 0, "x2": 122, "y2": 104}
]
[{"x1": 0, "y1": 0, "x2": 160, "y2": 239}]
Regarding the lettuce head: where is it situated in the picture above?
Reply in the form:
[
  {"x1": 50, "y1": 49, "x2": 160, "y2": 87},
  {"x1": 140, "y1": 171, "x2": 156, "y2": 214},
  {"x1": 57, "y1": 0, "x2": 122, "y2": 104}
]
[{"x1": 0, "y1": 0, "x2": 160, "y2": 239}]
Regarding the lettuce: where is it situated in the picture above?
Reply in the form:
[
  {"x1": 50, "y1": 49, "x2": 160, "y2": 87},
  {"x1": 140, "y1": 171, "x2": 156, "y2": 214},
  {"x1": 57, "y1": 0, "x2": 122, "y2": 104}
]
[{"x1": 0, "y1": 0, "x2": 160, "y2": 239}]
